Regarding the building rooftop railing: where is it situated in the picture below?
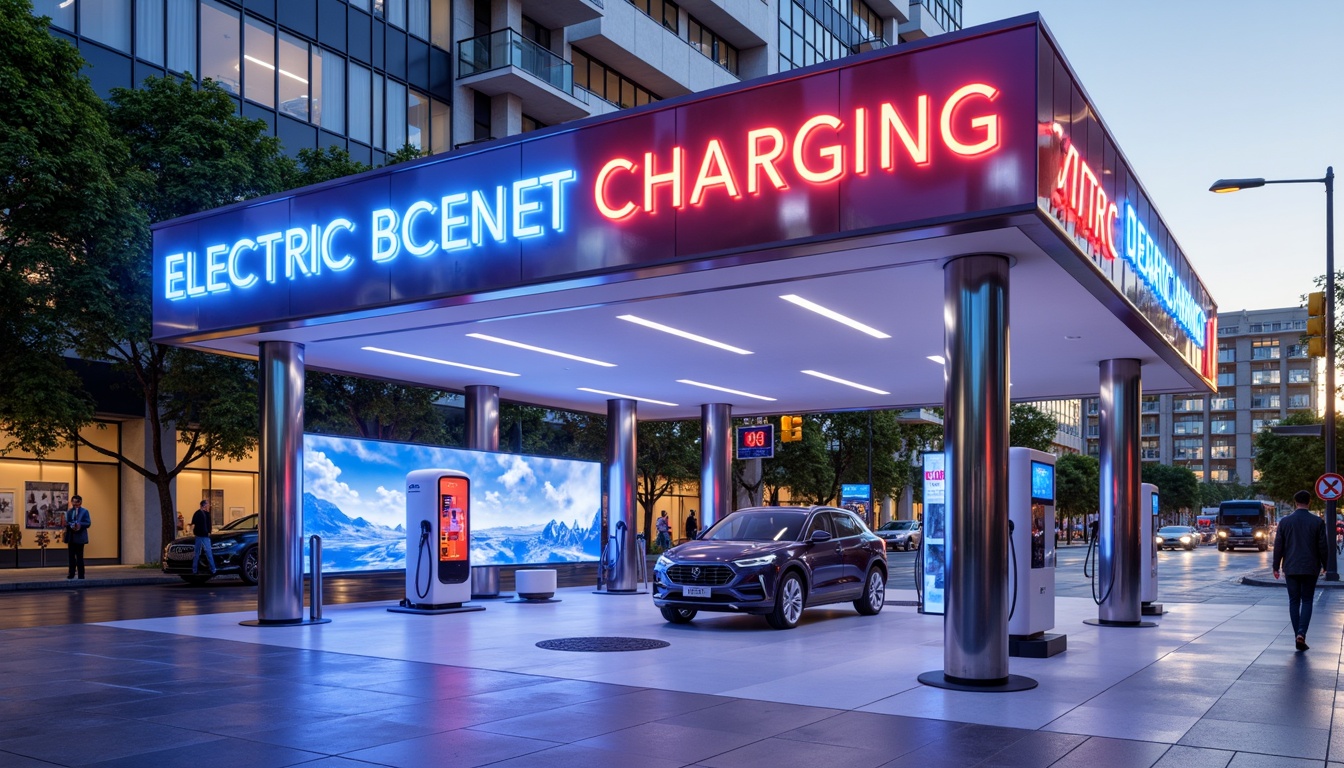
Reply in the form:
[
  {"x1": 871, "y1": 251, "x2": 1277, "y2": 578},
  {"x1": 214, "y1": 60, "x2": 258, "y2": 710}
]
[{"x1": 458, "y1": 28, "x2": 574, "y2": 95}]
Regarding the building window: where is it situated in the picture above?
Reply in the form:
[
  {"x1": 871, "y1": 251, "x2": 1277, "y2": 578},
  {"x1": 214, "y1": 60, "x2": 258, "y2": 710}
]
[
  {"x1": 408, "y1": 0, "x2": 429, "y2": 40},
  {"x1": 1173, "y1": 416, "x2": 1203, "y2": 436},
  {"x1": 373, "y1": 72, "x2": 384, "y2": 148},
  {"x1": 408, "y1": 88, "x2": 429, "y2": 150},
  {"x1": 473, "y1": 90, "x2": 491, "y2": 141},
  {"x1": 521, "y1": 16, "x2": 551, "y2": 49},
  {"x1": 779, "y1": 0, "x2": 884, "y2": 72},
  {"x1": 1141, "y1": 438, "x2": 1160, "y2": 460},
  {"x1": 32, "y1": 0, "x2": 75, "y2": 31},
  {"x1": 1172, "y1": 397, "x2": 1203, "y2": 412},
  {"x1": 521, "y1": 114, "x2": 546, "y2": 133},
  {"x1": 572, "y1": 48, "x2": 660, "y2": 108},
  {"x1": 430, "y1": 98, "x2": 450, "y2": 153},
  {"x1": 277, "y1": 32, "x2": 310, "y2": 121},
  {"x1": 167, "y1": 0, "x2": 195, "y2": 74},
  {"x1": 134, "y1": 0, "x2": 164, "y2": 65},
  {"x1": 1210, "y1": 397, "x2": 1236, "y2": 411},
  {"x1": 1251, "y1": 418, "x2": 1279, "y2": 433},
  {"x1": 1173, "y1": 438, "x2": 1203, "y2": 461},
  {"x1": 243, "y1": 17, "x2": 276, "y2": 108},
  {"x1": 628, "y1": 0, "x2": 680, "y2": 34},
  {"x1": 1251, "y1": 338, "x2": 1280, "y2": 360},
  {"x1": 1211, "y1": 419, "x2": 1235, "y2": 435},
  {"x1": 1217, "y1": 372, "x2": 1235, "y2": 387},
  {"x1": 1208, "y1": 468, "x2": 1230, "y2": 483},
  {"x1": 384, "y1": 0, "x2": 407, "y2": 29},
  {"x1": 81, "y1": 0, "x2": 131, "y2": 53},
  {"x1": 1287, "y1": 343, "x2": 1308, "y2": 358},
  {"x1": 348, "y1": 61, "x2": 372, "y2": 144},
  {"x1": 316, "y1": 48, "x2": 344, "y2": 133},
  {"x1": 1218, "y1": 346, "x2": 1235, "y2": 363},
  {"x1": 1251, "y1": 394, "x2": 1280, "y2": 410},
  {"x1": 687, "y1": 15, "x2": 739, "y2": 74},
  {"x1": 386, "y1": 79, "x2": 407, "y2": 150},
  {"x1": 1251, "y1": 369, "x2": 1281, "y2": 385},
  {"x1": 1288, "y1": 368, "x2": 1312, "y2": 383},
  {"x1": 1288, "y1": 393, "x2": 1311, "y2": 409},
  {"x1": 431, "y1": 0, "x2": 451, "y2": 49},
  {"x1": 1219, "y1": 325, "x2": 1239, "y2": 335},
  {"x1": 201, "y1": 0, "x2": 241, "y2": 96},
  {"x1": 1210, "y1": 441, "x2": 1234, "y2": 459}
]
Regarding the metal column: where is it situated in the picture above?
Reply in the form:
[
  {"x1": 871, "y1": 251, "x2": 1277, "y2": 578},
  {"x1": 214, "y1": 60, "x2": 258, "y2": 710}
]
[
  {"x1": 466, "y1": 385, "x2": 504, "y2": 599},
  {"x1": 920, "y1": 254, "x2": 1034, "y2": 691},
  {"x1": 1095, "y1": 359, "x2": 1146, "y2": 625},
  {"x1": 700, "y1": 403, "x2": 732, "y2": 531},
  {"x1": 605, "y1": 398, "x2": 641, "y2": 592},
  {"x1": 254, "y1": 341, "x2": 305, "y2": 624}
]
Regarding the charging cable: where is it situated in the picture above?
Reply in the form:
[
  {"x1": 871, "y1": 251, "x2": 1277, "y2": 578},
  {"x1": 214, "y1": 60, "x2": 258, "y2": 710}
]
[
  {"x1": 1007, "y1": 520, "x2": 1018, "y2": 621},
  {"x1": 414, "y1": 519, "x2": 432, "y2": 600}
]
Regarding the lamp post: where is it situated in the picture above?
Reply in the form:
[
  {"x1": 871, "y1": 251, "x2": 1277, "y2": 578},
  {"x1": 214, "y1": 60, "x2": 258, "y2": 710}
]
[{"x1": 1211, "y1": 168, "x2": 1337, "y2": 581}]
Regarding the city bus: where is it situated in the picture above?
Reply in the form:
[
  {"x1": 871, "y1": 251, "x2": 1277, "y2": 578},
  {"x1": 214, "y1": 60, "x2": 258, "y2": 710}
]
[{"x1": 1216, "y1": 500, "x2": 1274, "y2": 552}]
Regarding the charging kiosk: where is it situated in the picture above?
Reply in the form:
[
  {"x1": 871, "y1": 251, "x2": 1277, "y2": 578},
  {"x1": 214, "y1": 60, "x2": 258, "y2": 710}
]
[
  {"x1": 388, "y1": 469, "x2": 484, "y2": 615},
  {"x1": 1007, "y1": 447, "x2": 1066, "y2": 658},
  {"x1": 1140, "y1": 482, "x2": 1163, "y2": 616}
]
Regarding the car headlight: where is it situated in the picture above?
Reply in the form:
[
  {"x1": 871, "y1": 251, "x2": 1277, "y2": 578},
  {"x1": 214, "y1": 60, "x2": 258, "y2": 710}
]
[
  {"x1": 733, "y1": 555, "x2": 777, "y2": 568},
  {"x1": 1254, "y1": 531, "x2": 1264, "y2": 538},
  {"x1": 212, "y1": 540, "x2": 233, "y2": 549},
  {"x1": 1218, "y1": 530, "x2": 1228, "y2": 538},
  {"x1": 1155, "y1": 537, "x2": 1164, "y2": 544},
  {"x1": 1180, "y1": 536, "x2": 1191, "y2": 543},
  {"x1": 656, "y1": 554, "x2": 673, "y2": 569}
]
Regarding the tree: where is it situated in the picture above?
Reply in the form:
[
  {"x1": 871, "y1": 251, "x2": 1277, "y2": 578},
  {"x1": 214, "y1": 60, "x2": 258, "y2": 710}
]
[
  {"x1": 1009, "y1": 403, "x2": 1057, "y2": 453},
  {"x1": 1198, "y1": 479, "x2": 1259, "y2": 509},
  {"x1": 1055, "y1": 453, "x2": 1098, "y2": 542},
  {"x1": 305, "y1": 372, "x2": 455, "y2": 445},
  {"x1": 634, "y1": 421, "x2": 700, "y2": 544},
  {"x1": 1141, "y1": 463, "x2": 1199, "y2": 526},
  {"x1": 1255, "y1": 410, "x2": 1339, "y2": 508}
]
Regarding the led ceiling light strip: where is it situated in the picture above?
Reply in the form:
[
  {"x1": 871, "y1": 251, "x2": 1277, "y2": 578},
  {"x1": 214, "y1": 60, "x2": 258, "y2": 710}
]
[
  {"x1": 677, "y1": 380, "x2": 777, "y2": 402},
  {"x1": 617, "y1": 314, "x2": 752, "y2": 354},
  {"x1": 362, "y1": 346, "x2": 520, "y2": 376},
  {"x1": 466, "y1": 333, "x2": 616, "y2": 367},
  {"x1": 577, "y1": 388, "x2": 678, "y2": 406},
  {"x1": 779, "y1": 294, "x2": 891, "y2": 339},
  {"x1": 801, "y1": 370, "x2": 890, "y2": 395},
  {"x1": 243, "y1": 54, "x2": 310, "y2": 84}
]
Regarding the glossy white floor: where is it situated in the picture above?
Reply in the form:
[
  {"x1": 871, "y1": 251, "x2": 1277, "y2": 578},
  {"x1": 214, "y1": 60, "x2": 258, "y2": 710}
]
[{"x1": 102, "y1": 586, "x2": 1341, "y2": 755}]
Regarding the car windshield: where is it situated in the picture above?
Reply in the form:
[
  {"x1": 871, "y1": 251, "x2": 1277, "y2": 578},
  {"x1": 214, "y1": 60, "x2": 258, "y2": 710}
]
[
  {"x1": 702, "y1": 510, "x2": 807, "y2": 542},
  {"x1": 1158, "y1": 527, "x2": 1189, "y2": 535},
  {"x1": 221, "y1": 515, "x2": 257, "y2": 531},
  {"x1": 879, "y1": 521, "x2": 916, "y2": 532}
]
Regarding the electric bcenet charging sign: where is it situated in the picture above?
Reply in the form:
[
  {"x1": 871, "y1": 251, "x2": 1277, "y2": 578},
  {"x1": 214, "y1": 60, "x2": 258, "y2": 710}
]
[{"x1": 921, "y1": 452, "x2": 947, "y2": 615}]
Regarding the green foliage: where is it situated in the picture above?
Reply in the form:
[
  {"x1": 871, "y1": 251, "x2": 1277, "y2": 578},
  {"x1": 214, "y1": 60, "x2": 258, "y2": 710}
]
[
  {"x1": 634, "y1": 420, "x2": 701, "y2": 539},
  {"x1": 282, "y1": 146, "x2": 371, "y2": 189},
  {"x1": 384, "y1": 144, "x2": 427, "y2": 166},
  {"x1": 1055, "y1": 453, "x2": 1099, "y2": 515},
  {"x1": 1254, "y1": 410, "x2": 1336, "y2": 508},
  {"x1": 1198, "y1": 479, "x2": 1260, "y2": 509},
  {"x1": 1009, "y1": 403, "x2": 1057, "y2": 453},
  {"x1": 1141, "y1": 462, "x2": 1199, "y2": 522},
  {"x1": 304, "y1": 372, "x2": 454, "y2": 445}
]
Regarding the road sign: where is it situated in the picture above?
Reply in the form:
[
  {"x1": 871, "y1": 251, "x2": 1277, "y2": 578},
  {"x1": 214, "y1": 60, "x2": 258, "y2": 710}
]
[
  {"x1": 1316, "y1": 473, "x2": 1344, "y2": 502},
  {"x1": 736, "y1": 424, "x2": 774, "y2": 459}
]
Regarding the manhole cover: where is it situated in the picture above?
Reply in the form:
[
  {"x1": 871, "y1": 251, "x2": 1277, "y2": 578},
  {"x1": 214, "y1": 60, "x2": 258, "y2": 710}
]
[{"x1": 536, "y1": 637, "x2": 671, "y2": 652}]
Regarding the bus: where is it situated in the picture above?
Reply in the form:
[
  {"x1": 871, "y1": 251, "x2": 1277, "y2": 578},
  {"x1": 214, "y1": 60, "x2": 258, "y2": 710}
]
[{"x1": 1216, "y1": 500, "x2": 1274, "y2": 552}]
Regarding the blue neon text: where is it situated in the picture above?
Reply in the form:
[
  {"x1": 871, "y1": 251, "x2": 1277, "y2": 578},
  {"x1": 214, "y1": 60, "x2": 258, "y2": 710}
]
[{"x1": 1123, "y1": 204, "x2": 1207, "y2": 348}]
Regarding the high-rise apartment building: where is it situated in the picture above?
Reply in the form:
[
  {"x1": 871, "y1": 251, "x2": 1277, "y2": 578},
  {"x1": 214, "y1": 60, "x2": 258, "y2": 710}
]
[
  {"x1": 1083, "y1": 307, "x2": 1319, "y2": 484},
  {"x1": 35, "y1": 0, "x2": 961, "y2": 165}
]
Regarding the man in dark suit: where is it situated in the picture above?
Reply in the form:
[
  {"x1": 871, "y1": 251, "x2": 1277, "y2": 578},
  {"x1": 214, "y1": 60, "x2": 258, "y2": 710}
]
[
  {"x1": 65, "y1": 495, "x2": 91, "y2": 580},
  {"x1": 1273, "y1": 490, "x2": 1330, "y2": 651}
]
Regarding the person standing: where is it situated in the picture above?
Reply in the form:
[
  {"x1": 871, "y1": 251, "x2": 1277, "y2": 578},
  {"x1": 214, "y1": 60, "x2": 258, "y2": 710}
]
[
  {"x1": 191, "y1": 499, "x2": 217, "y2": 577},
  {"x1": 655, "y1": 511, "x2": 671, "y2": 550},
  {"x1": 65, "y1": 495, "x2": 91, "y2": 580},
  {"x1": 1273, "y1": 490, "x2": 1329, "y2": 651},
  {"x1": 685, "y1": 510, "x2": 698, "y2": 541}
]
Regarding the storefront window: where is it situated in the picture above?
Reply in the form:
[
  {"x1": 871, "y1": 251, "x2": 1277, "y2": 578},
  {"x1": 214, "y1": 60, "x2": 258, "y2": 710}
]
[
  {"x1": 200, "y1": 0, "x2": 241, "y2": 96},
  {"x1": 243, "y1": 16, "x2": 275, "y2": 108}
]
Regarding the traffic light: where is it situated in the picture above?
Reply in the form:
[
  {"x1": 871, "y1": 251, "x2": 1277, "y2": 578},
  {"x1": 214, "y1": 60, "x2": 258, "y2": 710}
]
[
  {"x1": 1307, "y1": 290, "x2": 1327, "y2": 357},
  {"x1": 780, "y1": 415, "x2": 803, "y2": 443}
]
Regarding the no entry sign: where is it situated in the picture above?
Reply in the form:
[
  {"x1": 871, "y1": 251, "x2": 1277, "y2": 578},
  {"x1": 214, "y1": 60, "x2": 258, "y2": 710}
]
[{"x1": 1315, "y1": 473, "x2": 1344, "y2": 502}]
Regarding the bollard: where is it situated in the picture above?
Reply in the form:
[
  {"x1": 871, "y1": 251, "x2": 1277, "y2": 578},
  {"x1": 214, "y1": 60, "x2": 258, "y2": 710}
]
[{"x1": 309, "y1": 535, "x2": 322, "y2": 622}]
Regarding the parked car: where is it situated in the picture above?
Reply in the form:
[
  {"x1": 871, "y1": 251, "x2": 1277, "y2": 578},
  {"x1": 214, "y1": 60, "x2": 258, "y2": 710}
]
[
  {"x1": 652, "y1": 506, "x2": 888, "y2": 629},
  {"x1": 1155, "y1": 525, "x2": 1198, "y2": 551},
  {"x1": 874, "y1": 520, "x2": 922, "y2": 551},
  {"x1": 162, "y1": 514, "x2": 259, "y2": 585}
]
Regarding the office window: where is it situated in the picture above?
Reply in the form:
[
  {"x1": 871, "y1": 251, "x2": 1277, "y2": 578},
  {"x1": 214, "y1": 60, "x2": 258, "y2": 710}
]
[
  {"x1": 778, "y1": 0, "x2": 881, "y2": 71},
  {"x1": 32, "y1": 0, "x2": 74, "y2": 32},
  {"x1": 430, "y1": 98, "x2": 450, "y2": 153},
  {"x1": 430, "y1": 0, "x2": 451, "y2": 49},
  {"x1": 135, "y1": 0, "x2": 165, "y2": 65},
  {"x1": 572, "y1": 48, "x2": 660, "y2": 108},
  {"x1": 348, "y1": 61, "x2": 371, "y2": 144},
  {"x1": 373, "y1": 74, "x2": 384, "y2": 148},
  {"x1": 316, "y1": 49, "x2": 344, "y2": 133},
  {"x1": 383, "y1": 0, "x2": 407, "y2": 29},
  {"x1": 201, "y1": 0, "x2": 241, "y2": 96},
  {"x1": 243, "y1": 17, "x2": 276, "y2": 108},
  {"x1": 82, "y1": 0, "x2": 132, "y2": 53},
  {"x1": 408, "y1": 88, "x2": 428, "y2": 150},
  {"x1": 278, "y1": 32, "x2": 310, "y2": 120},
  {"x1": 386, "y1": 79, "x2": 407, "y2": 150},
  {"x1": 628, "y1": 0, "x2": 679, "y2": 34},
  {"x1": 351, "y1": 0, "x2": 371, "y2": 11},
  {"x1": 408, "y1": 0, "x2": 429, "y2": 39},
  {"x1": 167, "y1": 0, "x2": 196, "y2": 74}
]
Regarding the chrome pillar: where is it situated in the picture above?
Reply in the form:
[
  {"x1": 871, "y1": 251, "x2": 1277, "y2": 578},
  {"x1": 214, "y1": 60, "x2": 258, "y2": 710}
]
[
  {"x1": 1098, "y1": 359, "x2": 1142, "y2": 624},
  {"x1": 466, "y1": 385, "x2": 502, "y2": 598},
  {"x1": 258, "y1": 341, "x2": 304, "y2": 623},
  {"x1": 606, "y1": 399, "x2": 639, "y2": 592},
  {"x1": 700, "y1": 403, "x2": 732, "y2": 530},
  {"x1": 465, "y1": 385, "x2": 500, "y2": 451},
  {"x1": 943, "y1": 254, "x2": 1010, "y2": 684}
]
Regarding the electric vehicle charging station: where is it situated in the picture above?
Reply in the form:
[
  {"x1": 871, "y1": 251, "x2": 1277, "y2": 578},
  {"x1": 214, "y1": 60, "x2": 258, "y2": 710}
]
[
  {"x1": 1007, "y1": 447, "x2": 1066, "y2": 658},
  {"x1": 1140, "y1": 482, "x2": 1163, "y2": 616},
  {"x1": 389, "y1": 469, "x2": 485, "y2": 615}
]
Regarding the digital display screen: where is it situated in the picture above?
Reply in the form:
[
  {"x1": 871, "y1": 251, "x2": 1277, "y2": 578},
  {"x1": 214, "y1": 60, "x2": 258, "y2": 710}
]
[
  {"x1": 1152, "y1": 493, "x2": 1160, "y2": 516},
  {"x1": 439, "y1": 476, "x2": 469, "y2": 563},
  {"x1": 1030, "y1": 461, "x2": 1054, "y2": 502}
]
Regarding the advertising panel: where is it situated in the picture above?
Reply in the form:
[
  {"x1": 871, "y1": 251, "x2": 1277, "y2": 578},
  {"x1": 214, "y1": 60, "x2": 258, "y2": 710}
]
[
  {"x1": 23, "y1": 482, "x2": 68, "y2": 530},
  {"x1": 840, "y1": 484, "x2": 872, "y2": 525},
  {"x1": 302, "y1": 434, "x2": 601, "y2": 571},
  {"x1": 921, "y1": 452, "x2": 946, "y2": 614}
]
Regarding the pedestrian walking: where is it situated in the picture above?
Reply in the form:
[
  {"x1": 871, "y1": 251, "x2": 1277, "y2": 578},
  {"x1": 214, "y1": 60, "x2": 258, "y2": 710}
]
[
  {"x1": 191, "y1": 499, "x2": 217, "y2": 577},
  {"x1": 655, "y1": 511, "x2": 671, "y2": 550},
  {"x1": 685, "y1": 510, "x2": 698, "y2": 541},
  {"x1": 1273, "y1": 490, "x2": 1329, "y2": 651},
  {"x1": 65, "y1": 495, "x2": 91, "y2": 580}
]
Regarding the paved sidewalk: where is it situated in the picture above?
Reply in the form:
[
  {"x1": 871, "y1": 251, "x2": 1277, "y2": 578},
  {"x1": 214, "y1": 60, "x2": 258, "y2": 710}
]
[{"x1": 0, "y1": 564, "x2": 181, "y2": 591}]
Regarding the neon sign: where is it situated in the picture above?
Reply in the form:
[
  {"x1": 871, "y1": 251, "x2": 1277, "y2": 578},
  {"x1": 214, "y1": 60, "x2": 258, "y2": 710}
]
[
  {"x1": 1124, "y1": 204, "x2": 1208, "y2": 348},
  {"x1": 1050, "y1": 123, "x2": 1118, "y2": 261},
  {"x1": 594, "y1": 83, "x2": 1003, "y2": 220}
]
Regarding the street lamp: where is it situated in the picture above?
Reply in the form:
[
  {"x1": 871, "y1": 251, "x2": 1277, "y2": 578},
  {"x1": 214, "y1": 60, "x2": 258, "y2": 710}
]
[{"x1": 1210, "y1": 168, "x2": 1337, "y2": 580}]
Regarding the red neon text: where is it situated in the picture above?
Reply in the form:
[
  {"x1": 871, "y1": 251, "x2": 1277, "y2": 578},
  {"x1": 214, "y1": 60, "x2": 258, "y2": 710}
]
[
  {"x1": 593, "y1": 83, "x2": 1001, "y2": 220},
  {"x1": 1050, "y1": 123, "x2": 1118, "y2": 260}
]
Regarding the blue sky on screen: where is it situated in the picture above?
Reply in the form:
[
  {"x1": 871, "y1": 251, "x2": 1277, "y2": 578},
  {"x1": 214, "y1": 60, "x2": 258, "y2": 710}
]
[{"x1": 303, "y1": 434, "x2": 602, "y2": 529}]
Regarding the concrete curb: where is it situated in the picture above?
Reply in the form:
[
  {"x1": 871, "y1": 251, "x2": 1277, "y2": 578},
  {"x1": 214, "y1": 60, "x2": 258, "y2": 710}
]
[
  {"x1": 0, "y1": 575, "x2": 182, "y2": 592},
  {"x1": 1240, "y1": 573, "x2": 1344, "y2": 588}
]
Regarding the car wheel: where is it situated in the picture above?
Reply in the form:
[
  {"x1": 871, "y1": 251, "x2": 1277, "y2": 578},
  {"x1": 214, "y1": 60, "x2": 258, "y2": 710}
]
[
  {"x1": 660, "y1": 606, "x2": 696, "y2": 624},
  {"x1": 1217, "y1": 542, "x2": 1226, "y2": 551},
  {"x1": 766, "y1": 572, "x2": 805, "y2": 630},
  {"x1": 1258, "y1": 544, "x2": 1268, "y2": 552},
  {"x1": 854, "y1": 567, "x2": 885, "y2": 616},
  {"x1": 904, "y1": 540, "x2": 913, "y2": 552},
  {"x1": 180, "y1": 574, "x2": 212, "y2": 585},
  {"x1": 240, "y1": 546, "x2": 260, "y2": 585},
  {"x1": 1185, "y1": 543, "x2": 1195, "y2": 551}
]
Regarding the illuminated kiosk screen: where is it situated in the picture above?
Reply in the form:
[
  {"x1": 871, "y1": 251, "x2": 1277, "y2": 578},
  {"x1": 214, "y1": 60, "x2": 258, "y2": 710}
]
[
  {"x1": 439, "y1": 476, "x2": 469, "y2": 563},
  {"x1": 1030, "y1": 461, "x2": 1054, "y2": 503},
  {"x1": 1152, "y1": 493, "x2": 1160, "y2": 516}
]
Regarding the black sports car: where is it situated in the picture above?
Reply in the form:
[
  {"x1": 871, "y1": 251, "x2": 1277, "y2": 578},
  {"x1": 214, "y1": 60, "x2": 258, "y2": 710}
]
[
  {"x1": 653, "y1": 506, "x2": 888, "y2": 629},
  {"x1": 162, "y1": 514, "x2": 260, "y2": 585}
]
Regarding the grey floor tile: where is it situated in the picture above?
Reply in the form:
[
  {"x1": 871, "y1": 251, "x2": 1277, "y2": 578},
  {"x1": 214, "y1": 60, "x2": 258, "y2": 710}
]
[
  {"x1": 142, "y1": 700, "x2": 349, "y2": 735},
  {"x1": 879, "y1": 723, "x2": 1033, "y2": 768},
  {"x1": 656, "y1": 699, "x2": 840, "y2": 737},
  {"x1": 275, "y1": 758, "x2": 388, "y2": 768},
  {"x1": 0, "y1": 748, "x2": 70, "y2": 767},
  {"x1": 82, "y1": 737, "x2": 324, "y2": 768},
  {"x1": 777, "y1": 710, "x2": 961, "y2": 756},
  {"x1": 1204, "y1": 698, "x2": 1334, "y2": 730},
  {"x1": 1151, "y1": 745, "x2": 1234, "y2": 768},
  {"x1": 485, "y1": 742, "x2": 689, "y2": 768},
  {"x1": 467, "y1": 699, "x2": 659, "y2": 742},
  {"x1": 0, "y1": 720, "x2": 221, "y2": 766},
  {"x1": 1047, "y1": 737, "x2": 1170, "y2": 768},
  {"x1": 573, "y1": 721, "x2": 763, "y2": 764},
  {"x1": 976, "y1": 730, "x2": 1088, "y2": 768},
  {"x1": 1226, "y1": 752, "x2": 1330, "y2": 768},
  {"x1": 698, "y1": 735, "x2": 890, "y2": 768},
  {"x1": 344, "y1": 730, "x2": 564, "y2": 768},
  {"x1": 243, "y1": 711, "x2": 446, "y2": 754},
  {"x1": 1180, "y1": 719, "x2": 1329, "y2": 760}
]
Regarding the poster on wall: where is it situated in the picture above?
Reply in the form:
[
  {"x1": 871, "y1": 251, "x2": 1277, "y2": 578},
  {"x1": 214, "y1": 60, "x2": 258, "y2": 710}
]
[
  {"x1": 921, "y1": 452, "x2": 946, "y2": 615},
  {"x1": 0, "y1": 491, "x2": 14, "y2": 525},
  {"x1": 302, "y1": 434, "x2": 603, "y2": 572},
  {"x1": 23, "y1": 482, "x2": 69, "y2": 530}
]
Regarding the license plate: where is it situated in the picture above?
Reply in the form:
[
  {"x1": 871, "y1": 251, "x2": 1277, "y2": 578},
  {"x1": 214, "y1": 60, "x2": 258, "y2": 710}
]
[{"x1": 683, "y1": 586, "x2": 710, "y2": 598}]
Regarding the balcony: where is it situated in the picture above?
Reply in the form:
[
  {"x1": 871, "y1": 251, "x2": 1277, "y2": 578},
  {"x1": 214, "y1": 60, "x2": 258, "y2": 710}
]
[
  {"x1": 900, "y1": 0, "x2": 961, "y2": 40},
  {"x1": 521, "y1": 0, "x2": 603, "y2": 30},
  {"x1": 457, "y1": 29, "x2": 591, "y2": 124}
]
